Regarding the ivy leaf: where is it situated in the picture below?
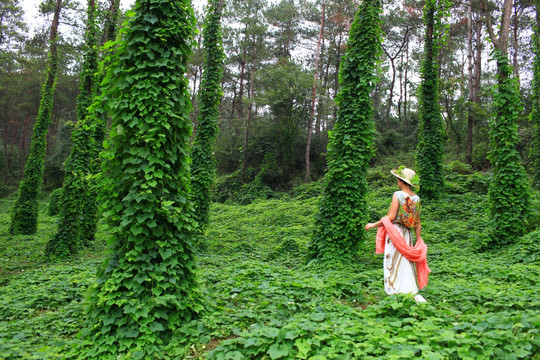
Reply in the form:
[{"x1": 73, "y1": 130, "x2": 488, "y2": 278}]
[{"x1": 267, "y1": 343, "x2": 290, "y2": 359}]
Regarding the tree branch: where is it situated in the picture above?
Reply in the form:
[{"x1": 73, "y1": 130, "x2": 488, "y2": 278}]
[{"x1": 481, "y1": 0, "x2": 499, "y2": 48}]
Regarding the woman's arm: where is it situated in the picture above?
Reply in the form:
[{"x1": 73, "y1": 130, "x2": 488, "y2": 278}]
[
  {"x1": 415, "y1": 219, "x2": 422, "y2": 240},
  {"x1": 365, "y1": 193, "x2": 399, "y2": 230}
]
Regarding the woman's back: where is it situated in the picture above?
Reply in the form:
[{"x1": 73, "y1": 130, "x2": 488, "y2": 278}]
[{"x1": 394, "y1": 190, "x2": 420, "y2": 228}]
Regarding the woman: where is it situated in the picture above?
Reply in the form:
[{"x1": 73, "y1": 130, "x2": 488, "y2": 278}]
[{"x1": 365, "y1": 167, "x2": 429, "y2": 302}]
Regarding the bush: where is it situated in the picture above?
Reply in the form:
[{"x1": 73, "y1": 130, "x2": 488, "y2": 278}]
[
  {"x1": 289, "y1": 179, "x2": 323, "y2": 200},
  {"x1": 447, "y1": 160, "x2": 473, "y2": 175},
  {"x1": 47, "y1": 188, "x2": 63, "y2": 216}
]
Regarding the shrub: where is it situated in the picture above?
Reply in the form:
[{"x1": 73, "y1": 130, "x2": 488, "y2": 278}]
[
  {"x1": 447, "y1": 160, "x2": 473, "y2": 175},
  {"x1": 47, "y1": 188, "x2": 63, "y2": 216}
]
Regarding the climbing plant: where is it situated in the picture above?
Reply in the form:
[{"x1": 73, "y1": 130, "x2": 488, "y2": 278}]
[
  {"x1": 487, "y1": 49, "x2": 530, "y2": 245},
  {"x1": 416, "y1": 0, "x2": 450, "y2": 201},
  {"x1": 307, "y1": 0, "x2": 381, "y2": 262},
  {"x1": 45, "y1": 0, "x2": 98, "y2": 258},
  {"x1": 78, "y1": 0, "x2": 121, "y2": 247},
  {"x1": 81, "y1": 0, "x2": 203, "y2": 358},
  {"x1": 9, "y1": 0, "x2": 62, "y2": 235},
  {"x1": 190, "y1": 0, "x2": 225, "y2": 234}
]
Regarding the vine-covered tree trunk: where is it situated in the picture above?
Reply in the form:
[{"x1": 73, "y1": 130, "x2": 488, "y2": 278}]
[
  {"x1": 307, "y1": 0, "x2": 381, "y2": 263},
  {"x1": 191, "y1": 0, "x2": 225, "y2": 233},
  {"x1": 9, "y1": 0, "x2": 62, "y2": 235},
  {"x1": 45, "y1": 0, "x2": 98, "y2": 258},
  {"x1": 531, "y1": 0, "x2": 540, "y2": 187},
  {"x1": 82, "y1": 0, "x2": 202, "y2": 358},
  {"x1": 416, "y1": 0, "x2": 445, "y2": 201},
  {"x1": 78, "y1": 0, "x2": 121, "y2": 246},
  {"x1": 482, "y1": 0, "x2": 530, "y2": 245}
]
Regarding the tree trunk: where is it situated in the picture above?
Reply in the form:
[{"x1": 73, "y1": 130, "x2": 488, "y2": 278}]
[
  {"x1": 102, "y1": 0, "x2": 120, "y2": 45},
  {"x1": 242, "y1": 55, "x2": 256, "y2": 172},
  {"x1": 404, "y1": 39, "x2": 409, "y2": 126},
  {"x1": 512, "y1": 4, "x2": 520, "y2": 86},
  {"x1": 466, "y1": 0, "x2": 474, "y2": 164},
  {"x1": 306, "y1": 0, "x2": 325, "y2": 183},
  {"x1": 237, "y1": 47, "x2": 247, "y2": 119}
]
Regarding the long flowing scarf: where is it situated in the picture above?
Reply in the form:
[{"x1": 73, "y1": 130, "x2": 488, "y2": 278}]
[{"x1": 376, "y1": 216, "x2": 431, "y2": 289}]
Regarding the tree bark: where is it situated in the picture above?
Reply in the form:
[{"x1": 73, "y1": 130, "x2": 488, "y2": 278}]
[
  {"x1": 483, "y1": 0, "x2": 513, "y2": 57},
  {"x1": 512, "y1": 3, "x2": 521, "y2": 86},
  {"x1": 466, "y1": 0, "x2": 474, "y2": 164},
  {"x1": 381, "y1": 28, "x2": 409, "y2": 121},
  {"x1": 242, "y1": 49, "x2": 256, "y2": 172},
  {"x1": 237, "y1": 47, "x2": 247, "y2": 119},
  {"x1": 306, "y1": 0, "x2": 325, "y2": 183}
]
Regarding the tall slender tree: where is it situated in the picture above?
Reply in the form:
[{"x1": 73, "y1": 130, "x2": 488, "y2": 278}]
[
  {"x1": 531, "y1": 0, "x2": 540, "y2": 188},
  {"x1": 482, "y1": 0, "x2": 530, "y2": 244},
  {"x1": 308, "y1": 0, "x2": 381, "y2": 262},
  {"x1": 45, "y1": 0, "x2": 98, "y2": 258},
  {"x1": 82, "y1": 0, "x2": 202, "y2": 358},
  {"x1": 306, "y1": 0, "x2": 325, "y2": 183},
  {"x1": 416, "y1": 0, "x2": 447, "y2": 201},
  {"x1": 191, "y1": 0, "x2": 225, "y2": 233},
  {"x1": 9, "y1": 0, "x2": 62, "y2": 235}
]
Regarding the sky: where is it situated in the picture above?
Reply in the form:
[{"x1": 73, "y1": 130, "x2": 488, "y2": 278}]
[{"x1": 20, "y1": 0, "x2": 207, "y2": 35}]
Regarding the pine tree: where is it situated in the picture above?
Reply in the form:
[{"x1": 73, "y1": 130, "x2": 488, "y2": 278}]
[
  {"x1": 416, "y1": 0, "x2": 446, "y2": 201},
  {"x1": 9, "y1": 0, "x2": 62, "y2": 235},
  {"x1": 82, "y1": 0, "x2": 202, "y2": 357},
  {"x1": 191, "y1": 0, "x2": 225, "y2": 233},
  {"x1": 307, "y1": 0, "x2": 381, "y2": 262}
]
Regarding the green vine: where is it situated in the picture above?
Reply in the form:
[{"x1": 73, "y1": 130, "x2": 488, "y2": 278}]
[
  {"x1": 81, "y1": 1, "x2": 203, "y2": 358},
  {"x1": 487, "y1": 49, "x2": 530, "y2": 245},
  {"x1": 9, "y1": 23, "x2": 60, "y2": 235},
  {"x1": 78, "y1": 0, "x2": 121, "y2": 247},
  {"x1": 307, "y1": 0, "x2": 381, "y2": 263},
  {"x1": 190, "y1": 0, "x2": 225, "y2": 234},
  {"x1": 416, "y1": 0, "x2": 446, "y2": 201},
  {"x1": 47, "y1": 187, "x2": 63, "y2": 216},
  {"x1": 45, "y1": 0, "x2": 99, "y2": 258}
]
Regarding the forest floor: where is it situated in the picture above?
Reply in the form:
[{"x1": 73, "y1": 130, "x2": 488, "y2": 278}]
[{"x1": 0, "y1": 169, "x2": 539, "y2": 359}]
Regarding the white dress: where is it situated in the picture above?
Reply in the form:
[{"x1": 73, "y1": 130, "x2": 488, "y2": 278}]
[{"x1": 383, "y1": 191, "x2": 420, "y2": 295}]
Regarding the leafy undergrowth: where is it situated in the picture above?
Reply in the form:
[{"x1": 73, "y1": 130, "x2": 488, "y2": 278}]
[{"x1": 0, "y1": 173, "x2": 539, "y2": 359}]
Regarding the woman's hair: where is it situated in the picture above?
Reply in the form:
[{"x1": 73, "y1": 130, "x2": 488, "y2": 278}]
[{"x1": 398, "y1": 178, "x2": 410, "y2": 188}]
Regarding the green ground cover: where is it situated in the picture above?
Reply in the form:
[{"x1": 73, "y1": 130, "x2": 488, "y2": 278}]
[{"x1": 0, "y1": 171, "x2": 539, "y2": 359}]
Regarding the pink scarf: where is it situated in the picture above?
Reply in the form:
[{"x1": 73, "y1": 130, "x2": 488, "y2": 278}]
[{"x1": 376, "y1": 216, "x2": 431, "y2": 289}]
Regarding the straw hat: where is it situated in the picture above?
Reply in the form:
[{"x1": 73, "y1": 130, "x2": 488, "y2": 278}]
[{"x1": 391, "y1": 166, "x2": 419, "y2": 187}]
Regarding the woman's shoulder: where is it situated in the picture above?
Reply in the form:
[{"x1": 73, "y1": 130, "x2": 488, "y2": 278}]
[{"x1": 394, "y1": 190, "x2": 420, "y2": 201}]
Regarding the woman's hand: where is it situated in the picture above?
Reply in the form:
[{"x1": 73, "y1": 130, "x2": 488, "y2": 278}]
[{"x1": 365, "y1": 223, "x2": 376, "y2": 231}]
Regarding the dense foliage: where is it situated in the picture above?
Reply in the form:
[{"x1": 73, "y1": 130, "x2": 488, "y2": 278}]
[
  {"x1": 45, "y1": 0, "x2": 99, "y2": 258},
  {"x1": 0, "y1": 167, "x2": 539, "y2": 358},
  {"x1": 308, "y1": 0, "x2": 381, "y2": 262},
  {"x1": 80, "y1": 0, "x2": 203, "y2": 358},
  {"x1": 9, "y1": 0, "x2": 62, "y2": 235},
  {"x1": 191, "y1": 0, "x2": 225, "y2": 233},
  {"x1": 47, "y1": 187, "x2": 63, "y2": 216},
  {"x1": 487, "y1": 50, "x2": 530, "y2": 246},
  {"x1": 416, "y1": 0, "x2": 446, "y2": 200},
  {"x1": 77, "y1": 0, "x2": 122, "y2": 247}
]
